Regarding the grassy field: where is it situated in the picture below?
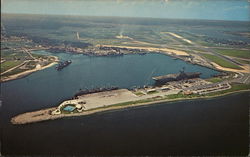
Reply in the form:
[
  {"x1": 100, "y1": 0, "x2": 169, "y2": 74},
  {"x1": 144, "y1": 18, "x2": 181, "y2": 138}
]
[
  {"x1": 147, "y1": 90, "x2": 159, "y2": 94},
  {"x1": 235, "y1": 58, "x2": 250, "y2": 64},
  {"x1": 1, "y1": 14, "x2": 249, "y2": 79},
  {"x1": 3, "y1": 14, "x2": 249, "y2": 50},
  {"x1": 1, "y1": 37, "x2": 57, "y2": 79},
  {"x1": 215, "y1": 49, "x2": 250, "y2": 59},
  {"x1": 206, "y1": 83, "x2": 250, "y2": 96},
  {"x1": 1, "y1": 67, "x2": 27, "y2": 77},
  {"x1": 206, "y1": 77, "x2": 223, "y2": 83},
  {"x1": 1, "y1": 60, "x2": 23, "y2": 72},
  {"x1": 133, "y1": 91, "x2": 145, "y2": 96},
  {"x1": 202, "y1": 53, "x2": 242, "y2": 69}
]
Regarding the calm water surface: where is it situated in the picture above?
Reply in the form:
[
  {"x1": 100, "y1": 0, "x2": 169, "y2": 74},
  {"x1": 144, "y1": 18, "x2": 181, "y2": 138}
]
[
  {"x1": 1, "y1": 51, "x2": 219, "y2": 115},
  {"x1": 0, "y1": 51, "x2": 248, "y2": 156}
]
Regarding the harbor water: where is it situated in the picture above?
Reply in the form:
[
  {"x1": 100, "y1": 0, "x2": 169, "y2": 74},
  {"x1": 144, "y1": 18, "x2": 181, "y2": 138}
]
[{"x1": 0, "y1": 51, "x2": 248, "y2": 156}]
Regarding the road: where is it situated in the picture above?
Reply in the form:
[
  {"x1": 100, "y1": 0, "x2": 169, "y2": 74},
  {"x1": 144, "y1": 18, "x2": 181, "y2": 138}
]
[
  {"x1": 1, "y1": 48, "x2": 38, "y2": 75},
  {"x1": 230, "y1": 73, "x2": 250, "y2": 84},
  {"x1": 22, "y1": 48, "x2": 36, "y2": 60},
  {"x1": 1, "y1": 61, "x2": 27, "y2": 75}
]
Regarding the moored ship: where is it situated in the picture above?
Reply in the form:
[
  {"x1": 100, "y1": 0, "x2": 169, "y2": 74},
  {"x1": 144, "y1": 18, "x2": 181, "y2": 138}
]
[
  {"x1": 74, "y1": 86, "x2": 119, "y2": 97},
  {"x1": 56, "y1": 60, "x2": 72, "y2": 71},
  {"x1": 153, "y1": 68, "x2": 201, "y2": 85}
]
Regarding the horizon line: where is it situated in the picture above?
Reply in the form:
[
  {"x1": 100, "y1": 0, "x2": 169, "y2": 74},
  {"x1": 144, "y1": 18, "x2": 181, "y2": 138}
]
[{"x1": 2, "y1": 12, "x2": 250, "y2": 22}]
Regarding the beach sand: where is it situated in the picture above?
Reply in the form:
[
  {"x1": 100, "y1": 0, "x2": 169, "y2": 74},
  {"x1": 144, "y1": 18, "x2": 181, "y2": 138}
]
[{"x1": 211, "y1": 62, "x2": 250, "y2": 73}]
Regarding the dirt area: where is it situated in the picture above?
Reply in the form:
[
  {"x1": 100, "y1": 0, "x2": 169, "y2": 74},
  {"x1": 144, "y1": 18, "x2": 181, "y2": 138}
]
[
  {"x1": 75, "y1": 89, "x2": 139, "y2": 110},
  {"x1": 11, "y1": 107, "x2": 58, "y2": 124}
]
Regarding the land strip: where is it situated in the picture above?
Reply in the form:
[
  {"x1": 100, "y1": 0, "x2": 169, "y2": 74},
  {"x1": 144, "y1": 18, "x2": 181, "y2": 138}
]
[{"x1": 11, "y1": 84, "x2": 250, "y2": 125}]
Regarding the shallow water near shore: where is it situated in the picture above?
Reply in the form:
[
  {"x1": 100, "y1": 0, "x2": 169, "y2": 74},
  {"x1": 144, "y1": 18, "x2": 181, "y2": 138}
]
[{"x1": 1, "y1": 51, "x2": 248, "y2": 155}]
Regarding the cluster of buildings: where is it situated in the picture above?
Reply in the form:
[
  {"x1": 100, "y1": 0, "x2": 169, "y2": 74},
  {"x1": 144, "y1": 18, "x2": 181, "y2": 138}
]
[
  {"x1": 170, "y1": 78, "x2": 231, "y2": 95},
  {"x1": 205, "y1": 37, "x2": 249, "y2": 46},
  {"x1": 61, "y1": 45, "x2": 148, "y2": 56},
  {"x1": 141, "y1": 72, "x2": 232, "y2": 96},
  {"x1": 137, "y1": 78, "x2": 231, "y2": 96},
  {"x1": 187, "y1": 82, "x2": 231, "y2": 95},
  {"x1": 49, "y1": 46, "x2": 84, "y2": 53}
]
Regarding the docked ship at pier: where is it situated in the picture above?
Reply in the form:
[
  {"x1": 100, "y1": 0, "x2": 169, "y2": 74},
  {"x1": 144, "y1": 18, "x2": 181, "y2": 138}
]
[
  {"x1": 56, "y1": 60, "x2": 72, "y2": 71},
  {"x1": 74, "y1": 86, "x2": 119, "y2": 97},
  {"x1": 153, "y1": 68, "x2": 201, "y2": 85}
]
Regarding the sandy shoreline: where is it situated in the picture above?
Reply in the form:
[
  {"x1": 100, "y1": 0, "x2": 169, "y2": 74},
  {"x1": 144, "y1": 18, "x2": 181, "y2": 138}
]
[
  {"x1": 1, "y1": 56, "x2": 59, "y2": 82},
  {"x1": 11, "y1": 89, "x2": 250, "y2": 125},
  {"x1": 211, "y1": 62, "x2": 250, "y2": 73}
]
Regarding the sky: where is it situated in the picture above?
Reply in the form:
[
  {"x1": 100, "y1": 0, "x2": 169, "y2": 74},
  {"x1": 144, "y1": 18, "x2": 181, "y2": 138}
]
[{"x1": 1, "y1": 0, "x2": 250, "y2": 21}]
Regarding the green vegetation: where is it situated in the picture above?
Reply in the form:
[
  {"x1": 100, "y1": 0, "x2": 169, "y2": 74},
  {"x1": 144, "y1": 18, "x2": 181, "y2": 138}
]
[
  {"x1": 205, "y1": 83, "x2": 250, "y2": 96},
  {"x1": 3, "y1": 13, "x2": 249, "y2": 51},
  {"x1": 25, "y1": 61, "x2": 37, "y2": 69},
  {"x1": 133, "y1": 91, "x2": 145, "y2": 96},
  {"x1": 93, "y1": 83, "x2": 250, "y2": 112},
  {"x1": 1, "y1": 67, "x2": 27, "y2": 77},
  {"x1": 166, "y1": 84, "x2": 250, "y2": 100},
  {"x1": 2, "y1": 14, "x2": 249, "y2": 55},
  {"x1": 32, "y1": 53, "x2": 49, "y2": 59},
  {"x1": 86, "y1": 96, "x2": 164, "y2": 112},
  {"x1": 165, "y1": 93, "x2": 201, "y2": 99},
  {"x1": 2, "y1": 14, "x2": 249, "y2": 81},
  {"x1": 0, "y1": 14, "x2": 217, "y2": 48},
  {"x1": 1, "y1": 60, "x2": 23, "y2": 72},
  {"x1": 1, "y1": 38, "x2": 56, "y2": 79},
  {"x1": 235, "y1": 58, "x2": 250, "y2": 64},
  {"x1": 147, "y1": 90, "x2": 159, "y2": 94},
  {"x1": 206, "y1": 77, "x2": 223, "y2": 83},
  {"x1": 215, "y1": 49, "x2": 250, "y2": 59},
  {"x1": 202, "y1": 53, "x2": 242, "y2": 70}
]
